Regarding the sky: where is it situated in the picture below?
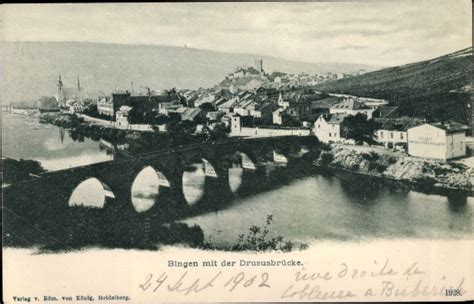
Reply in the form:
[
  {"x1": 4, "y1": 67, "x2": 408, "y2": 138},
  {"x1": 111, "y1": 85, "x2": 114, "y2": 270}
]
[{"x1": 0, "y1": 1, "x2": 472, "y2": 66}]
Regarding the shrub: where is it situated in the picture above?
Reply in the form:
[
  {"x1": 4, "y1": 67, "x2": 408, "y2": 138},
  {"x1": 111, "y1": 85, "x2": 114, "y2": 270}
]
[
  {"x1": 362, "y1": 151, "x2": 379, "y2": 161},
  {"x1": 229, "y1": 215, "x2": 300, "y2": 252},
  {"x1": 368, "y1": 161, "x2": 387, "y2": 173},
  {"x1": 157, "y1": 222, "x2": 205, "y2": 248},
  {"x1": 319, "y1": 151, "x2": 334, "y2": 166},
  {"x1": 350, "y1": 163, "x2": 359, "y2": 171},
  {"x1": 388, "y1": 157, "x2": 398, "y2": 164},
  {"x1": 376, "y1": 163, "x2": 387, "y2": 173}
]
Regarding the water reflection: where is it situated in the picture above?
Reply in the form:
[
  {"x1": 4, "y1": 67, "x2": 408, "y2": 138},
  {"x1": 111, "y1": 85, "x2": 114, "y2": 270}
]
[
  {"x1": 69, "y1": 178, "x2": 114, "y2": 208},
  {"x1": 131, "y1": 166, "x2": 160, "y2": 213},
  {"x1": 184, "y1": 174, "x2": 473, "y2": 247},
  {"x1": 3, "y1": 114, "x2": 113, "y2": 171},
  {"x1": 447, "y1": 192, "x2": 468, "y2": 213},
  {"x1": 229, "y1": 167, "x2": 243, "y2": 193},
  {"x1": 182, "y1": 164, "x2": 206, "y2": 205},
  {"x1": 338, "y1": 174, "x2": 381, "y2": 204}
]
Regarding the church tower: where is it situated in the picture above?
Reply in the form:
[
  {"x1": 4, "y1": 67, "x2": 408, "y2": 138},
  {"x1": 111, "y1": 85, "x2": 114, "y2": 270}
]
[{"x1": 57, "y1": 75, "x2": 65, "y2": 107}]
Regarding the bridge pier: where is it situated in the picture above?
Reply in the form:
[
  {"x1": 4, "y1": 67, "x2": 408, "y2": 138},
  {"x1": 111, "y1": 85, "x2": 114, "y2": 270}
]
[{"x1": 3, "y1": 136, "x2": 320, "y2": 249}]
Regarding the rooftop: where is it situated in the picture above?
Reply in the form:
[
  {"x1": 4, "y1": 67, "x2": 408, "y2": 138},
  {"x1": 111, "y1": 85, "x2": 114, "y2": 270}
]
[
  {"x1": 331, "y1": 98, "x2": 371, "y2": 110},
  {"x1": 375, "y1": 117, "x2": 425, "y2": 131},
  {"x1": 428, "y1": 120, "x2": 470, "y2": 133},
  {"x1": 318, "y1": 113, "x2": 348, "y2": 124},
  {"x1": 375, "y1": 106, "x2": 399, "y2": 118},
  {"x1": 312, "y1": 96, "x2": 342, "y2": 109},
  {"x1": 256, "y1": 102, "x2": 279, "y2": 112},
  {"x1": 181, "y1": 108, "x2": 203, "y2": 120}
]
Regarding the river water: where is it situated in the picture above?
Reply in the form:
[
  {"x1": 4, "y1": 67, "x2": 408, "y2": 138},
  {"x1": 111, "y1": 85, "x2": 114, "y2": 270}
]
[
  {"x1": 2, "y1": 113, "x2": 113, "y2": 171},
  {"x1": 3, "y1": 113, "x2": 473, "y2": 247}
]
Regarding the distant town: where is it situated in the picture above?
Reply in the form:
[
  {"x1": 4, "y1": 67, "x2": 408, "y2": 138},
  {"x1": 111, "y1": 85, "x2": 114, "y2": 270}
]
[{"x1": 5, "y1": 58, "x2": 471, "y2": 162}]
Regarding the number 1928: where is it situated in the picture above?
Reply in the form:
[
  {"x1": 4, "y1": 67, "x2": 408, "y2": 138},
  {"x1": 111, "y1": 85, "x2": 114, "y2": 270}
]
[{"x1": 445, "y1": 289, "x2": 462, "y2": 296}]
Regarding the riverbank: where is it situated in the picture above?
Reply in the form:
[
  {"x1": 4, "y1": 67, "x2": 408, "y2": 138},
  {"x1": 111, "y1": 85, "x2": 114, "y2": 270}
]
[
  {"x1": 317, "y1": 144, "x2": 473, "y2": 194},
  {"x1": 38, "y1": 113, "x2": 216, "y2": 153},
  {"x1": 39, "y1": 113, "x2": 131, "y2": 141}
]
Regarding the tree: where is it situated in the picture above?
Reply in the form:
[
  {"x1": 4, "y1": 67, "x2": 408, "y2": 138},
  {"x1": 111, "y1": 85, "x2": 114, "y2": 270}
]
[
  {"x1": 38, "y1": 96, "x2": 58, "y2": 109},
  {"x1": 342, "y1": 113, "x2": 379, "y2": 145},
  {"x1": 207, "y1": 123, "x2": 229, "y2": 141},
  {"x1": 153, "y1": 114, "x2": 169, "y2": 125}
]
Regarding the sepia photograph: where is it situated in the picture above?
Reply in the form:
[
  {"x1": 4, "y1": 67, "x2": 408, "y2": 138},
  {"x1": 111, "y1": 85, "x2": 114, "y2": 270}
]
[{"x1": 1, "y1": 1, "x2": 473, "y2": 302}]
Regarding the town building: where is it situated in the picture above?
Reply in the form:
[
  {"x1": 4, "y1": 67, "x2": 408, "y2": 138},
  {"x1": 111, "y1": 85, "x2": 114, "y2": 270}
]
[
  {"x1": 313, "y1": 113, "x2": 347, "y2": 143},
  {"x1": 407, "y1": 120, "x2": 470, "y2": 160},
  {"x1": 329, "y1": 97, "x2": 375, "y2": 119},
  {"x1": 97, "y1": 90, "x2": 181, "y2": 119},
  {"x1": 217, "y1": 97, "x2": 242, "y2": 113},
  {"x1": 180, "y1": 108, "x2": 206, "y2": 122},
  {"x1": 255, "y1": 102, "x2": 280, "y2": 124},
  {"x1": 231, "y1": 114, "x2": 311, "y2": 137},
  {"x1": 67, "y1": 100, "x2": 85, "y2": 114},
  {"x1": 272, "y1": 108, "x2": 285, "y2": 125},
  {"x1": 97, "y1": 96, "x2": 114, "y2": 117},
  {"x1": 373, "y1": 106, "x2": 399, "y2": 119},
  {"x1": 375, "y1": 117, "x2": 425, "y2": 150},
  {"x1": 309, "y1": 96, "x2": 341, "y2": 120},
  {"x1": 115, "y1": 106, "x2": 133, "y2": 129},
  {"x1": 158, "y1": 101, "x2": 182, "y2": 116},
  {"x1": 277, "y1": 92, "x2": 290, "y2": 109}
]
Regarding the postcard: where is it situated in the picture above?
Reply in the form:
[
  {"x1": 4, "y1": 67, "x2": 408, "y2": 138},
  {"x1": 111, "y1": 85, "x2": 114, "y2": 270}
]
[{"x1": 1, "y1": 1, "x2": 473, "y2": 302}]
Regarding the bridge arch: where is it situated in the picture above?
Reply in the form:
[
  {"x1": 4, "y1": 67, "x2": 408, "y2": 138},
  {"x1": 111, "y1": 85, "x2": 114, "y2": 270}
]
[
  {"x1": 232, "y1": 151, "x2": 257, "y2": 170},
  {"x1": 68, "y1": 177, "x2": 115, "y2": 209},
  {"x1": 130, "y1": 165, "x2": 171, "y2": 213}
]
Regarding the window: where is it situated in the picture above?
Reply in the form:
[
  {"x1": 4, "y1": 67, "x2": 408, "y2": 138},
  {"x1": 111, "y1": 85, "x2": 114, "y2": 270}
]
[
  {"x1": 390, "y1": 132, "x2": 394, "y2": 139},
  {"x1": 318, "y1": 124, "x2": 320, "y2": 129},
  {"x1": 329, "y1": 133, "x2": 332, "y2": 137},
  {"x1": 332, "y1": 125, "x2": 335, "y2": 129},
  {"x1": 380, "y1": 132, "x2": 384, "y2": 139},
  {"x1": 400, "y1": 133, "x2": 404, "y2": 140}
]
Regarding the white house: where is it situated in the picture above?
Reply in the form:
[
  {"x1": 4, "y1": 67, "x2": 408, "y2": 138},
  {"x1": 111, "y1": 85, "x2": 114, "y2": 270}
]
[
  {"x1": 407, "y1": 121, "x2": 469, "y2": 160},
  {"x1": 272, "y1": 108, "x2": 285, "y2": 125},
  {"x1": 68, "y1": 100, "x2": 87, "y2": 114},
  {"x1": 329, "y1": 98, "x2": 375, "y2": 119},
  {"x1": 313, "y1": 113, "x2": 347, "y2": 143},
  {"x1": 375, "y1": 118, "x2": 425, "y2": 149},
  {"x1": 115, "y1": 105, "x2": 133, "y2": 129}
]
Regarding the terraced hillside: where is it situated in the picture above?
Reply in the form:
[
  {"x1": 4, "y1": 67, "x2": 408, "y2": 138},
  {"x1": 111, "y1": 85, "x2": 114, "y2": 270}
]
[{"x1": 315, "y1": 47, "x2": 472, "y2": 127}]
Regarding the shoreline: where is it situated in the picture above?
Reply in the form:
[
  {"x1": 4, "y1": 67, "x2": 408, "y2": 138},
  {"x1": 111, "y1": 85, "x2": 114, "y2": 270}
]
[{"x1": 315, "y1": 144, "x2": 473, "y2": 197}]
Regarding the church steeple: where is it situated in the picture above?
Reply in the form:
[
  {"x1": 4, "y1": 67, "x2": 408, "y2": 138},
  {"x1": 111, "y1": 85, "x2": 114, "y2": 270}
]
[{"x1": 77, "y1": 76, "x2": 81, "y2": 91}]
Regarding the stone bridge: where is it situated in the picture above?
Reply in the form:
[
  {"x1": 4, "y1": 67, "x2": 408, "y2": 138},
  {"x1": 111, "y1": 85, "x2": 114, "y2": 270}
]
[{"x1": 4, "y1": 136, "x2": 319, "y2": 223}]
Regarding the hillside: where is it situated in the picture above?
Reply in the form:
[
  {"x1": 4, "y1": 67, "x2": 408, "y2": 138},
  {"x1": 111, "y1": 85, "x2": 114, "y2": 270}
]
[
  {"x1": 0, "y1": 41, "x2": 377, "y2": 103},
  {"x1": 314, "y1": 47, "x2": 472, "y2": 126}
]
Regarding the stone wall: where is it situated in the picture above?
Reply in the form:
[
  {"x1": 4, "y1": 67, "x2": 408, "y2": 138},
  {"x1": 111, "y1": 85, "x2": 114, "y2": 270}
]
[
  {"x1": 78, "y1": 114, "x2": 155, "y2": 132},
  {"x1": 235, "y1": 126, "x2": 311, "y2": 137}
]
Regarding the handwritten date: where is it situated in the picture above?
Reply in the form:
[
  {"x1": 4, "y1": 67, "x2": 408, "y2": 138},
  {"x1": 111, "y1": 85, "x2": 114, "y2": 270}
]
[{"x1": 139, "y1": 271, "x2": 270, "y2": 295}]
